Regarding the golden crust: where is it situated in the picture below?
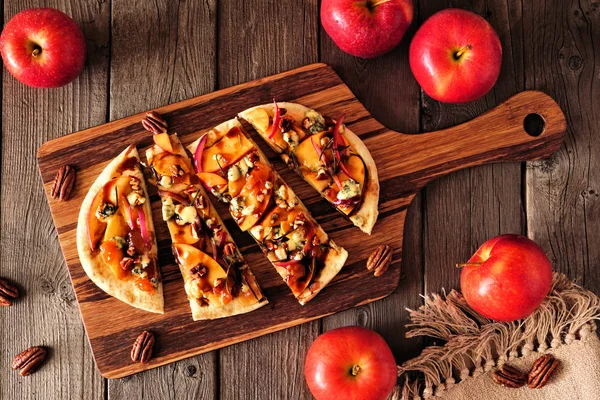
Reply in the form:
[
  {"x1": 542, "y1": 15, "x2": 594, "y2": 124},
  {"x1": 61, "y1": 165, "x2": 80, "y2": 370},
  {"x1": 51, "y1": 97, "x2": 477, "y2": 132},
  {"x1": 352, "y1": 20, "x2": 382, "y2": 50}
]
[
  {"x1": 76, "y1": 145, "x2": 164, "y2": 314},
  {"x1": 188, "y1": 119, "x2": 348, "y2": 304},
  {"x1": 239, "y1": 102, "x2": 379, "y2": 234}
]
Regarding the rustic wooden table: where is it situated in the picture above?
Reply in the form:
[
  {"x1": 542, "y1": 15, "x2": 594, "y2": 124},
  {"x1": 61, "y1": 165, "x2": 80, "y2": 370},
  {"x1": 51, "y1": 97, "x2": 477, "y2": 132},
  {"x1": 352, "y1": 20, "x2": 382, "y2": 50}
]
[{"x1": 1, "y1": 0, "x2": 598, "y2": 399}]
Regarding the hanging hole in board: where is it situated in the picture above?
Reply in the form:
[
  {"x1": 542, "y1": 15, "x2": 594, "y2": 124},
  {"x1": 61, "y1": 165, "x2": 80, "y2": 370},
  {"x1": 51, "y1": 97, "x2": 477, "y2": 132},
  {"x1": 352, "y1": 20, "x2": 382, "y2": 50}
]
[{"x1": 523, "y1": 113, "x2": 545, "y2": 136}]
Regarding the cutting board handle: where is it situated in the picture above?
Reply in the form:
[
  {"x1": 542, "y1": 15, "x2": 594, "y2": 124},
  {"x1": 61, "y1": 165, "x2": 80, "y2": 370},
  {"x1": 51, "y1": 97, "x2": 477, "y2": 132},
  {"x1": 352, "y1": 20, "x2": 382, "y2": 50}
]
[{"x1": 397, "y1": 90, "x2": 567, "y2": 188}]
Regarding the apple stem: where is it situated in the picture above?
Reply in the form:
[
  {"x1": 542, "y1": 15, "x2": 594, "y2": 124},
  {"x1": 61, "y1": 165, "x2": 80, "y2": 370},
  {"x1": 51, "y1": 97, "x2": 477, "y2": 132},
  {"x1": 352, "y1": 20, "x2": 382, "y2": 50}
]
[
  {"x1": 454, "y1": 44, "x2": 473, "y2": 59},
  {"x1": 351, "y1": 364, "x2": 361, "y2": 376},
  {"x1": 456, "y1": 262, "x2": 482, "y2": 268},
  {"x1": 367, "y1": 0, "x2": 392, "y2": 9},
  {"x1": 31, "y1": 47, "x2": 41, "y2": 58}
]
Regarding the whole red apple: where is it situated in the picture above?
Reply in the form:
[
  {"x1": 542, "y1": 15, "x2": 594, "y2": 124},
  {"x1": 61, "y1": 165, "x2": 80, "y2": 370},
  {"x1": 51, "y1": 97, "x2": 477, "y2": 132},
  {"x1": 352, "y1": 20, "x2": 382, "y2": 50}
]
[
  {"x1": 304, "y1": 326, "x2": 396, "y2": 400},
  {"x1": 409, "y1": 9, "x2": 502, "y2": 103},
  {"x1": 0, "y1": 8, "x2": 86, "y2": 88},
  {"x1": 321, "y1": 0, "x2": 413, "y2": 59},
  {"x1": 460, "y1": 234, "x2": 552, "y2": 322}
]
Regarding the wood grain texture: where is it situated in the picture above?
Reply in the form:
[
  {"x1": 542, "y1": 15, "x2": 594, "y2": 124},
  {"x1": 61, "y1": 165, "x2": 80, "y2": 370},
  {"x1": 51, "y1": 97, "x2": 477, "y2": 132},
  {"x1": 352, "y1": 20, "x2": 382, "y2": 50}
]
[
  {"x1": 524, "y1": 1, "x2": 600, "y2": 293},
  {"x1": 106, "y1": 0, "x2": 218, "y2": 396},
  {"x1": 37, "y1": 64, "x2": 400, "y2": 379},
  {"x1": 319, "y1": 13, "x2": 426, "y2": 365},
  {"x1": 36, "y1": 62, "x2": 565, "y2": 379},
  {"x1": 418, "y1": 1, "x2": 526, "y2": 297},
  {"x1": 216, "y1": 2, "x2": 320, "y2": 399},
  {"x1": 0, "y1": 1, "x2": 109, "y2": 399}
]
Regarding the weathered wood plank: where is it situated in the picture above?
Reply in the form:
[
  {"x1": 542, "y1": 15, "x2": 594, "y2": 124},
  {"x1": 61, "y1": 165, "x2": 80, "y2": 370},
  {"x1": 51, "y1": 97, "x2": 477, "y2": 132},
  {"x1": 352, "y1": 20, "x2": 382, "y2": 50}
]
[
  {"x1": 418, "y1": 1, "x2": 525, "y2": 297},
  {"x1": 524, "y1": 0, "x2": 600, "y2": 294},
  {"x1": 217, "y1": 1, "x2": 320, "y2": 399},
  {"x1": 106, "y1": 0, "x2": 218, "y2": 397},
  {"x1": 319, "y1": 16, "x2": 425, "y2": 365},
  {"x1": 0, "y1": 1, "x2": 109, "y2": 399}
]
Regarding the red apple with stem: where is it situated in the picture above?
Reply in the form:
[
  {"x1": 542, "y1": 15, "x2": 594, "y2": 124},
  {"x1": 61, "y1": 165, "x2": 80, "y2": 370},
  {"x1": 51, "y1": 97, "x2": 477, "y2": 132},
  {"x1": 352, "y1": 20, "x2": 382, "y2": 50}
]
[
  {"x1": 460, "y1": 234, "x2": 553, "y2": 322},
  {"x1": 321, "y1": 0, "x2": 413, "y2": 59},
  {"x1": 304, "y1": 326, "x2": 397, "y2": 400},
  {"x1": 0, "y1": 8, "x2": 86, "y2": 88},
  {"x1": 409, "y1": 8, "x2": 502, "y2": 103}
]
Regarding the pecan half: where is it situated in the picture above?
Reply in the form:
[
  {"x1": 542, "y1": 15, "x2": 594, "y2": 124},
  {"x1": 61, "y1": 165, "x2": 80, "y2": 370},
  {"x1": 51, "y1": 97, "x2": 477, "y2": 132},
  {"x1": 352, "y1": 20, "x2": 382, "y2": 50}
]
[
  {"x1": 50, "y1": 165, "x2": 76, "y2": 201},
  {"x1": 0, "y1": 278, "x2": 19, "y2": 306},
  {"x1": 223, "y1": 243, "x2": 236, "y2": 257},
  {"x1": 0, "y1": 295, "x2": 11, "y2": 307},
  {"x1": 12, "y1": 346, "x2": 47, "y2": 376},
  {"x1": 190, "y1": 265, "x2": 208, "y2": 277},
  {"x1": 131, "y1": 331, "x2": 155, "y2": 363},
  {"x1": 492, "y1": 364, "x2": 527, "y2": 388},
  {"x1": 142, "y1": 111, "x2": 168, "y2": 134},
  {"x1": 120, "y1": 257, "x2": 134, "y2": 271},
  {"x1": 366, "y1": 245, "x2": 393, "y2": 277},
  {"x1": 528, "y1": 354, "x2": 560, "y2": 388}
]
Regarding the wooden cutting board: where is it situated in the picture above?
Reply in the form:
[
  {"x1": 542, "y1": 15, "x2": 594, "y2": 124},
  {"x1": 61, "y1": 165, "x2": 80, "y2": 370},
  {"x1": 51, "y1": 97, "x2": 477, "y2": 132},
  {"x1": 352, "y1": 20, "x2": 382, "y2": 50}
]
[{"x1": 37, "y1": 63, "x2": 566, "y2": 378}]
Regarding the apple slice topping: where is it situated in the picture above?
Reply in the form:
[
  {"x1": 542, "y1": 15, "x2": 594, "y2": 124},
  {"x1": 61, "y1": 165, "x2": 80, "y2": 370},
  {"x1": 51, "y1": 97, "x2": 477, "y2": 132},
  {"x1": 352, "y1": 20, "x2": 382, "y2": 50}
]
[
  {"x1": 199, "y1": 127, "x2": 254, "y2": 173},
  {"x1": 153, "y1": 153, "x2": 192, "y2": 177},
  {"x1": 197, "y1": 172, "x2": 228, "y2": 193},
  {"x1": 231, "y1": 161, "x2": 274, "y2": 231},
  {"x1": 153, "y1": 132, "x2": 174, "y2": 153},
  {"x1": 87, "y1": 190, "x2": 108, "y2": 251},
  {"x1": 174, "y1": 243, "x2": 236, "y2": 306}
]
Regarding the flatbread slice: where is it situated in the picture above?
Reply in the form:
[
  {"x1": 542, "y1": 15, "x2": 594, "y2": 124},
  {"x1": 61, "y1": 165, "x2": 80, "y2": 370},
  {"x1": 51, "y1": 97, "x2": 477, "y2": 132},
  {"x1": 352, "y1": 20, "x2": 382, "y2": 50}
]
[
  {"x1": 188, "y1": 118, "x2": 348, "y2": 305},
  {"x1": 77, "y1": 145, "x2": 164, "y2": 313},
  {"x1": 146, "y1": 130, "x2": 267, "y2": 320},
  {"x1": 239, "y1": 102, "x2": 379, "y2": 234}
]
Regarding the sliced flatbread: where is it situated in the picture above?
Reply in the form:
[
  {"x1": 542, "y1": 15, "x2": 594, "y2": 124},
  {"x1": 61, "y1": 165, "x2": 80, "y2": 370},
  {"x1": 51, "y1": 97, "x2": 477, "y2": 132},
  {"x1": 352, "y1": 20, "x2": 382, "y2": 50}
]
[
  {"x1": 239, "y1": 102, "x2": 379, "y2": 234},
  {"x1": 146, "y1": 131, "x2": 267, "y2": 320},
  {"x1": 188, "y1": 118, "x2": 348, "y2": 305},
  {"x1": 77, "y1": 145, "x2": 164, "y2": 313}
]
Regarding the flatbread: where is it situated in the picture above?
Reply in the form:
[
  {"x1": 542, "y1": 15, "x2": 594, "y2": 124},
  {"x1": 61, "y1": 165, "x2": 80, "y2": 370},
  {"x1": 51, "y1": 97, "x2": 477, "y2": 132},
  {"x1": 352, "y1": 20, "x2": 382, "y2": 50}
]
[
  {"x1": 188, "y1": 118, "x2": 348, "y2": 305},
  {"x1": 76, "y1": 145, "x2": 164, "y2": 314},
  {"x1": 239, "y1": 103, "x2": 380, "y2": 234},
  {"x1": 146, "y1": 133, "x2": 267, "y2": 320}
]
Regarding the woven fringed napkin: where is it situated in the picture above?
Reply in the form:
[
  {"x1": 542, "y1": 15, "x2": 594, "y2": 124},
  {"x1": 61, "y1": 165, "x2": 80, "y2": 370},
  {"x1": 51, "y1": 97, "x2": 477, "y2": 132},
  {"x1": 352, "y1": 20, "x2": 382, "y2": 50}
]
[{"x1": 391, "y1": 273, "x2": 600, "y2": 400}]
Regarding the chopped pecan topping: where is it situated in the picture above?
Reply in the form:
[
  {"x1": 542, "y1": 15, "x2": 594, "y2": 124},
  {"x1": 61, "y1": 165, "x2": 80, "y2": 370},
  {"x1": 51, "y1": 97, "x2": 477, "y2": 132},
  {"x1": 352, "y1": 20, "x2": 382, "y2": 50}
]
[
  {"x1": 126, "y1": 246, "x2": 136, "y2": 257},
  {"x1": 169, "y1": 164, "x2": 185, "y2": 177},
  {"x1": 223, "y1": 243, "x2": 236, "y2": 257},
  {"x1": 120, "y1": 257, "x2": 134, "y2": 271},
  {"x1": 12, "y1": 346, "x2": 47, "y2": 376},
  {"x1": 302, "y1": 117, "x2": 312, "y2": 130},
  {"x1": 280, "y1": 118, "x2": 292, "y2": 132},
  {"x1": 131, "y1": 331, "x2": 154, "y2": 363},
  {"x1": 311, "y1": 235, "x2": 321, "y2": 247},
  {"x1": 527, "y1": 354, "x2": 560, "y2": 389},
  {"x1": 366, "y1": 245, "x2": 393, "y2": 277},
  {"x1": 142, "y1": 111, "x2": 167, "y2": 134},
  {"x1": 190, "y1": 265, "x2": 208, "y2": 277},
  {"x1": 129, "y1": 177, "x2": 140, "y2": 191},
  {"x1": 492, "y1": 364, "x2": 527, "y2": 388},
  {"x1": 246, "y1": 151, "x2": 260, "y2": 164},
  {"x1": 315, "y1": 167, "x2": 329, "y2": 180},
  {"x1": 50, "y1": 165, "x2": 76, "y2": 201}
]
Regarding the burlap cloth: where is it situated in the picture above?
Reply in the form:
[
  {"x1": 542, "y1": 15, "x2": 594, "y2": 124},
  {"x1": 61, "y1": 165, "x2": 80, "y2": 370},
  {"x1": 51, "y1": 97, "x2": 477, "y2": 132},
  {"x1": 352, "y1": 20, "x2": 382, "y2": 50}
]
[{"x1": 391, "y1": 273, "x2": 600, "y2": 400}]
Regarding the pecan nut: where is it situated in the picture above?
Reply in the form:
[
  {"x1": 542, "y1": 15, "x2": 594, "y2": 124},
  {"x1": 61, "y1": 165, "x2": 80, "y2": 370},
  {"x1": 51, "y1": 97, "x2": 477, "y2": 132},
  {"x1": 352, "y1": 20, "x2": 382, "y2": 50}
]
[
  {"x1": 12, "y1": 346, "x2": 47, "y2": 376},
  {"x1": 366, "y1": 245, "x2": 393, "y2": 277},
  {"x1": 50, "y1": 165, "x2": 76, "y2": 201},
  {"x1": 131, "y1": 331, "x2": 155, "y2": 363},
  {"x1": 120, "y1": 257, "x2": 134, "y2": 271},
  {"x1": 492, "y1": 364, "x2": 527, "y2": 388},
  {"x1": 527, "y1": 354, "x2": 560, "y2": 388},
  {"x1": 142, "y1": 111, "x2": 168, "y2": 134},
  {"x1": 223, "y1": 243, "x2": 236, "y2": 257},
  {"x1": 0, "y1": 278, "x2": 18, "y2": 306}
]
